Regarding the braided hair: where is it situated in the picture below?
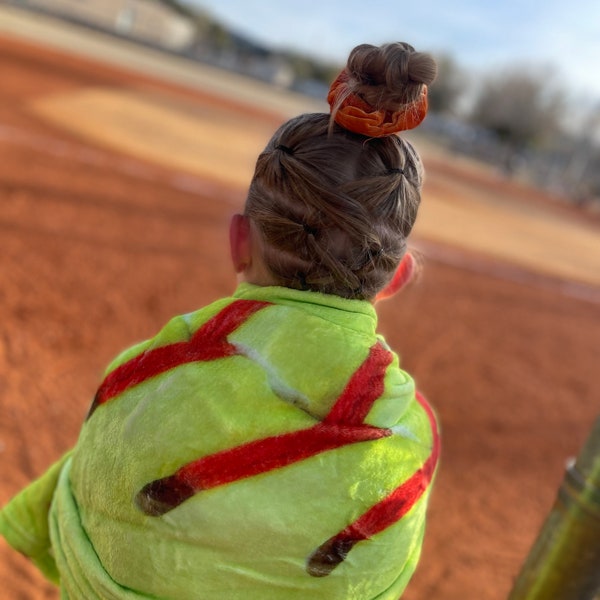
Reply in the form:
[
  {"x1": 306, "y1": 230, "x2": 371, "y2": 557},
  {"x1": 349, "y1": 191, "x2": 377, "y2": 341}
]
[{"x1": 244, "y1": 42, "x2": 437, "y2": 300}]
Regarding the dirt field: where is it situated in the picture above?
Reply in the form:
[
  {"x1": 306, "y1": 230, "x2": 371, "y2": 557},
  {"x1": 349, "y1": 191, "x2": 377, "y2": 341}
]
[{"x1": 1, "y1": 28, "x2": 599, "y2": 600}]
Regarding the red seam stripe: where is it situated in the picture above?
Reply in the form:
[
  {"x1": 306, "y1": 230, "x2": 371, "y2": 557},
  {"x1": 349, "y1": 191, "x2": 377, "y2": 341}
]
[
  {"x1": 324, "y1": 343, "x2": 393, "y2": 426},
  {"x1": 89, "y1": 299, "x2": 269, "y2": 415},
  {"x1": 415, "y1": 391, "x2": 441, "y2": 481},
  {"x1": 137, "y1": 423, "x2": 391, "y2": 516},
  {"x1": 177, "y1": 424, "x2": 390, "y2": 490},
  {"x1": 307, "y1": 391, "x2": 440, "y2": 576}
]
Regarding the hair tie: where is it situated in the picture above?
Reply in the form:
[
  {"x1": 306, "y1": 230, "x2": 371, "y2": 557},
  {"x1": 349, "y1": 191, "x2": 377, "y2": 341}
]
[
  {"x1": 327, "y1": 70, "x2": 428, "y2": 137},
  {"x1": 275, "y1": 144, "x2": 294, "y2": 155},
  {"x1": 388, "y1": 168, "x2": 404, "y2": 176},
  {"x1": 302, "y1": 223, "x2": 318, "y2": 236},
  {"x1": 297, "y1": 272, "x2": 308, "y2": 290}
]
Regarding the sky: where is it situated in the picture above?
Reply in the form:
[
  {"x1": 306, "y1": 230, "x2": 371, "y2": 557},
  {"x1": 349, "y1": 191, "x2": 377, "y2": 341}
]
[{"x1": 185, "y1": 0, "x2": 600, "y2": 111}]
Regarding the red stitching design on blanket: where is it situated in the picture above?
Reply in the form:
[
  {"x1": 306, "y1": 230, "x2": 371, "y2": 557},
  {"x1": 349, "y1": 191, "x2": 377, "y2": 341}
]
[
  {"x1": 86, "y1": 299, "x2": 270, "y2": 418},
  {"x1": 88, "y1": 299, "x2": 439, "y2": 577},
  {"x1": 306, "y1": 391, "x2": 440, "y2": 576}
]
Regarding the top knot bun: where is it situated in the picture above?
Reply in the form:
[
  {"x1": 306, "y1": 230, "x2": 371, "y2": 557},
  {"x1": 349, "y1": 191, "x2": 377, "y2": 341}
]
[
  {"x1": 346, "y1": 42, "x2": 437, "y2": 111},
  {"x1": 327, "y1": 42, "x2": 437, "y2": 137}
]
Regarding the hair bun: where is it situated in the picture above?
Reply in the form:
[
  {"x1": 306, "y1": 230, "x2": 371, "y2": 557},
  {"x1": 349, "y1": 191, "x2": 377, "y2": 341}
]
[{"x1": 328, "y1": 42, "x2": 437, "y2": 137}]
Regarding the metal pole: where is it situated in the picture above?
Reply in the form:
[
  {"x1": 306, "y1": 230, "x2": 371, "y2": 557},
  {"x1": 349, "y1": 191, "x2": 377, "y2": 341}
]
[{"x1": 508, "y1": 416, "x2": 600, "y2": 600}]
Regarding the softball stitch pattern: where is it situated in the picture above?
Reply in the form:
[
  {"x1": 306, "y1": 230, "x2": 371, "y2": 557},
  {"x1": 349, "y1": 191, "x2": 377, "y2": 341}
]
[{"x1": 89, "y1": 298, "x2": 439, "y2": 577}]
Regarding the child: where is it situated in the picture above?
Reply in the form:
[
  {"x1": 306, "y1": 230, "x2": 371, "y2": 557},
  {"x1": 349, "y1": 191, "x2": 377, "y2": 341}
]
[{"x1": 0, "y1": 42, "x2": 439, "y2": 599}]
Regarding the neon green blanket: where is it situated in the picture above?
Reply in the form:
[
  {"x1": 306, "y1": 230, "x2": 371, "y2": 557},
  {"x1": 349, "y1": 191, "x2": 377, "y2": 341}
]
[{"x1": 0, "y1": 283, "x2": 439, "y2": 599}]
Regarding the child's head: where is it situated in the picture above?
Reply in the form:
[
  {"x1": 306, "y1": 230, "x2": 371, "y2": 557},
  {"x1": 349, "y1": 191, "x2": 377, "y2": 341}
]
[{"x1": 236, "y1": 42, "x2": 437, "y2": 301}]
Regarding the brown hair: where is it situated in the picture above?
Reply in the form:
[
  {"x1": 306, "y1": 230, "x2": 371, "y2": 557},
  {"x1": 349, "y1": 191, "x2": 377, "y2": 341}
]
[
  {"x1": 244, "y1": 42, "x2": 437, "y2": 300},
  {"x1": 343, "y1": 42, "x2": 437, "y2": 109}
]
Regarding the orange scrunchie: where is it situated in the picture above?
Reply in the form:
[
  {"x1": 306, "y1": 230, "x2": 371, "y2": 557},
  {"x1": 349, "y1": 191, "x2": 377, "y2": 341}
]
[{"x1": 327, "y1": 70, "x2": 428, "y2": 137}]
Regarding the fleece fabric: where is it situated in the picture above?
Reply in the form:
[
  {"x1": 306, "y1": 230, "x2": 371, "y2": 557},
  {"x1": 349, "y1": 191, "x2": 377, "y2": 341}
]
[{"x1": 0, "y1": 283, "x2": 439, "y2": 600}]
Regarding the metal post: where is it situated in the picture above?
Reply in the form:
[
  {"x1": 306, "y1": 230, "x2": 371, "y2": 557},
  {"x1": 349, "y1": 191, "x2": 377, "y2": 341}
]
[{"x1": 508, "y1": 417, "x2": 600, "y2": 600}]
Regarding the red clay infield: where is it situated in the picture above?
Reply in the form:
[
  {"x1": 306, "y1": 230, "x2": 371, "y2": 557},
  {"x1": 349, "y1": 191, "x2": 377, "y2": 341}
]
[{"x1": 0, "y1": 33, "x2": 598, "y2": 600}]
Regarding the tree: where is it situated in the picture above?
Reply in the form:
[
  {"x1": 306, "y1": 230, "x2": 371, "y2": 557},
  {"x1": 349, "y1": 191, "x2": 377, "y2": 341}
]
[
  {"x1": 469, "y1": 66, "x2": 565, "y2": 149},
  {"x1": 427, "y1": 54, "x2": 467, "y2": 116}
]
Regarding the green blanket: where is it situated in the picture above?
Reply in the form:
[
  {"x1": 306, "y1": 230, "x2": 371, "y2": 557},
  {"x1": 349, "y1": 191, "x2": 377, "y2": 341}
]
[{"x1": 1, "y1": 283, "x2": 439, "y2": 599}]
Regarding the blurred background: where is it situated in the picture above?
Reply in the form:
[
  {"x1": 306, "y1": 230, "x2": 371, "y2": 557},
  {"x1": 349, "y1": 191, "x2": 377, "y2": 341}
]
[
  {"x1": 4, "y1": 0, "x2": 600, "y2": 205},
  {"x1": 0, "y1": 1, "x2": 599, "y2": 599}
]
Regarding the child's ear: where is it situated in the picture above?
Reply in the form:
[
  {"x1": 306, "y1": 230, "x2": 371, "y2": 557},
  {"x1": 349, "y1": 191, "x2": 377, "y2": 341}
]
[
  {"x1": 229, "y1": 214, "x2": 252, "y2": 273},
  {"x1": 375, "y1": 252, "x2": 416, "y2": 303}
]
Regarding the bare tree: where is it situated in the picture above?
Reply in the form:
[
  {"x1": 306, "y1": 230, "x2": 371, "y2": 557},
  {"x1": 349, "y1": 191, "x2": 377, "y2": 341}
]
[
  {"x1": 469, "y1": 66, "x2": 565, "y2": 149},
  {"x1": 561, "y1": 105, "x2": 600, "y2": 203},
  {"x1": 428, "y1": 54, "x2": 467, "y2": 116}
]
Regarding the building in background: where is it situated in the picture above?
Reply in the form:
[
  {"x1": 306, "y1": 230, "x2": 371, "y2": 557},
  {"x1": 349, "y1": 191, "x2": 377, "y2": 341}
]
[{"x1": 10, "y1": 0, "x2": 196, "y2": 51}]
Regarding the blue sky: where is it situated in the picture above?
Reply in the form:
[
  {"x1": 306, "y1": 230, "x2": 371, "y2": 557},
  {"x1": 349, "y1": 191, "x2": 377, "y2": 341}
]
[{"x1": 185, "y1": 0, "x2": 600, "y2": 108}]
